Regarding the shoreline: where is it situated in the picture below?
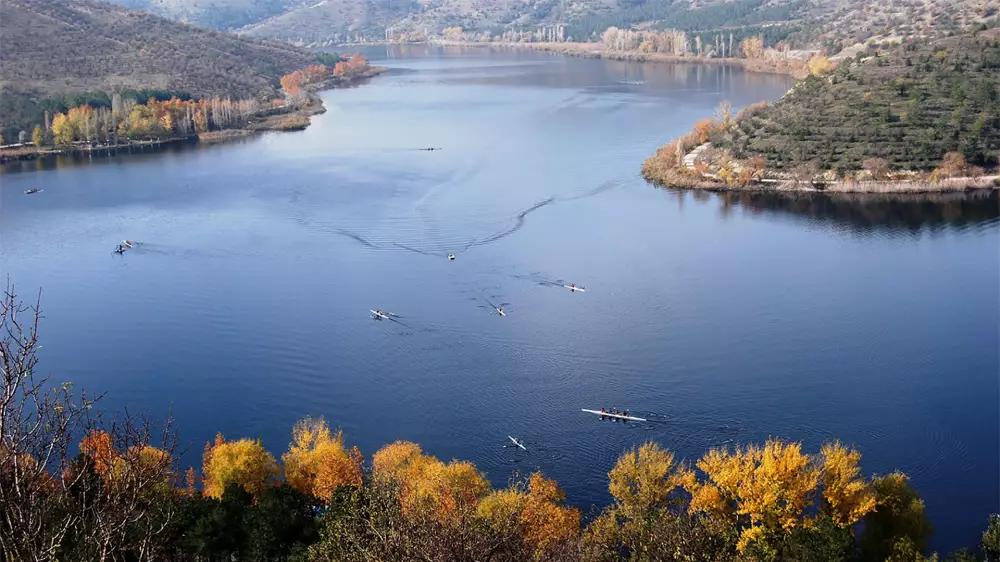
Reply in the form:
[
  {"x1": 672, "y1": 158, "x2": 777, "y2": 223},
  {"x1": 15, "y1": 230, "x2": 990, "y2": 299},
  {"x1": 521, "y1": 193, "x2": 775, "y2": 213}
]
[
  {"x1": 431, "y1": 40, "x2": 809, "y2": 79},
  {"x1": 644, "y1": 172, "x2": 1000, "y2": 194},
  {"x1": 0, "y1": 67, "x2": 386, "y2": 165}
]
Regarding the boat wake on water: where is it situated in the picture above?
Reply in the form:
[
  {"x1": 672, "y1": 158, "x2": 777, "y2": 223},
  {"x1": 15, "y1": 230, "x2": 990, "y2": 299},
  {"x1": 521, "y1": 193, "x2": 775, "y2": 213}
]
[{"x1": 333, "y1": 179, "x2": 623, "y2": 257}]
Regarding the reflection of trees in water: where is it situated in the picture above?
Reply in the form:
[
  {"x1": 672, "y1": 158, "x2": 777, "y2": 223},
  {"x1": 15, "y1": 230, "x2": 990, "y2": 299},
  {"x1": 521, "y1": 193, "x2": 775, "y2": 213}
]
[{"x1": 708, "y1": 189, "x2": 999, "y2": 234}]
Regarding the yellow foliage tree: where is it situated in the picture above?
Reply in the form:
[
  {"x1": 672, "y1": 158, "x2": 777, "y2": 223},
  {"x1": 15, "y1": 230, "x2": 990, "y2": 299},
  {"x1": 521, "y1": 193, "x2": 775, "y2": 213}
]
[
  {"x1": 31, "y1": 125, "x2": 44, "y2": 147},
  {"x1": 693, "y1": 439, "x2": 819, "y2": 552},
  {"x1": 608, "y1": 442, "x2": 684, "y2": 518},
  {"x1": 283, "y1": 417, "x2": 362, "y2": 501},
  {"x1": 820, "y1": 442, "x2": 877, "y2": 526},
  {"x1": 51, "y1": 112, "x2": 73, "y2": 145},
  {"x1": 807, "y1": 54, "x2": 834, "y2": 76},
  {"x1": 201, "y1": 433, "x2": 279, "y2": 499},
  {"x1": 478, "y1": 472, "x2": 580, "y2": 559},
  {"x1": 740, "y1": 35, "x2": 764, "y2": 59},
  {"x1": 371, "y1": 440, "x2": 424, "y2": 481},
  {"x1": 107, "y1": 445, "x2": 173, "y2": 492},
  {"x1": 372, "y1": 441, "x2": 489, "y2": 523}
]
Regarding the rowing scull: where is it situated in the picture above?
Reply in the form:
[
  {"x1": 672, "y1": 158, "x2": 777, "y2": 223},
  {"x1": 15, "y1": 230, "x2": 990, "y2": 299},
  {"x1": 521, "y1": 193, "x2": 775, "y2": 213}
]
[{"x1": 581, "y1": 409, "x2": 646, "y2": 422}]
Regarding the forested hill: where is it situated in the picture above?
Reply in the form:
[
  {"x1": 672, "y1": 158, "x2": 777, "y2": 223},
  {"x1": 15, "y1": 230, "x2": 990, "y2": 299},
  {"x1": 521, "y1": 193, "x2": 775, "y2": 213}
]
[
  {"x1": 0, "y1": 0, "x2": 315, "y2": 135},
  {"x1": 723, "y1": 29, "x2": 1000, "y2": 173}
]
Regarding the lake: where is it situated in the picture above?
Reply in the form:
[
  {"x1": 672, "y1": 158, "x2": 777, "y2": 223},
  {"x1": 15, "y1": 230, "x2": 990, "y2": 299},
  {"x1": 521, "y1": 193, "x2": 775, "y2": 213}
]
[{"x1": 1, "y1": 45, "x2": 997, "y2": 552}]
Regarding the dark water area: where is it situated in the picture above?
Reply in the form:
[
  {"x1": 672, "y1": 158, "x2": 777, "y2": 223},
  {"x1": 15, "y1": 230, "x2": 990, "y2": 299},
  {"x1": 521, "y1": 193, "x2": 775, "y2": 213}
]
[{"x1": 1, "y1": 45, "x2": 997, "y2": 552}]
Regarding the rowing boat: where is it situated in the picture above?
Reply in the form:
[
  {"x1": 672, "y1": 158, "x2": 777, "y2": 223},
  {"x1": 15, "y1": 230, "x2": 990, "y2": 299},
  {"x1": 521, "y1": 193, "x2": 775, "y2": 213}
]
[
  {"x1": 564, "y1": 285, "x2": 586, "y2": 292},
  {"x1": 581, "y1": 409, "x2": 646, "y2": 422},
  {"x1": 508, "y1": 435, "x2": 526, "y2": 450},
  {"x1": 370, "y1": 310, "x2": 389, "y2": 320}
]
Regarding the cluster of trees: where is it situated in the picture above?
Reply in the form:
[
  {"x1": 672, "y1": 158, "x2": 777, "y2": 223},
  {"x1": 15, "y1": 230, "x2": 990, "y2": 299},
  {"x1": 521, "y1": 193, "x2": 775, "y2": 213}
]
[
  {"x1": 279, "y1": 54, "x2": 371, "y2": 99},
  {"x1": 568, "y1": 0, "x2": 806, "y2": 44},
  {"x1": 34, "y1": 95, "x2": 270, "y2": 146}
]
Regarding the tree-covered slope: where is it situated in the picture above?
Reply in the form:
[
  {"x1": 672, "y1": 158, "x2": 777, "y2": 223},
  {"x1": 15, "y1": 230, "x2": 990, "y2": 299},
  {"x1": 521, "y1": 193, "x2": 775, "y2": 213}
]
[
  {"x1": 725, "y1": 29, "x2": 1000, "y2": 172},
  {"x1": 0, "y1": 0, "x2": 315, "y2": 136}
]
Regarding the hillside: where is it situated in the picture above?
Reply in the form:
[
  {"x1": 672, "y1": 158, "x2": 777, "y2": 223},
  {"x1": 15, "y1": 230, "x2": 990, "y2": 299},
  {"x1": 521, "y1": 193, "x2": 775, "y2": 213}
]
[
  {"x1": 642, "y1": 28, "x2": 1000, "y2": 191},
  {"x1": 0, "y1": 0, "x2": 316, "y2": 137},
  {"x1": 241, "y1": 0, "x2": 424, "y2": 45},
  {"x1": 234, "y1": 0, "x2": 993, "y2": 49},
  {"x1": 105, "y1": 0, "x2": 309, "y2": 30},
  {"x1": 725, "y1": 29, "x2": 1000, "y2": 173}
]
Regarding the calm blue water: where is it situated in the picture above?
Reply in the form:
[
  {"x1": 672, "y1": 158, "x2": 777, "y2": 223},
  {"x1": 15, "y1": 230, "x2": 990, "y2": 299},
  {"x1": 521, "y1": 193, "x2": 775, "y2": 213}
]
[{"x1": 1, "y1": 46, "x2": 997, "y2": 552}]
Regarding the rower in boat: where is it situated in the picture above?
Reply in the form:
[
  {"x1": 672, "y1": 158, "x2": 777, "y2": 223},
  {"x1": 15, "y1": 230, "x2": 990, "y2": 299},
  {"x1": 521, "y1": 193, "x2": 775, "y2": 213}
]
[
  {"x1": 581, "y1": 408, "x2": 647, "y2": 422},
  {"x1": 24, "y1": 187, "x2": 42, "y2": 195},
  {"x1": 113, "y1": 244, "x2": 126, "y2": 254},
  {"x1": 508, "y1": 435, "x2": 527, "y2": 451},
  {"x1": 564, "y1": 283, "x2": 585, "y2": 293}
]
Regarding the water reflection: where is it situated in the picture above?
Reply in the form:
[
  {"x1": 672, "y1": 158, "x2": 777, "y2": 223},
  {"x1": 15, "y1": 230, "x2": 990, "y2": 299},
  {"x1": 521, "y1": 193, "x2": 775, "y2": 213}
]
[{"x1": 669, "y1": 188, "x2": 999, "y2": 235}]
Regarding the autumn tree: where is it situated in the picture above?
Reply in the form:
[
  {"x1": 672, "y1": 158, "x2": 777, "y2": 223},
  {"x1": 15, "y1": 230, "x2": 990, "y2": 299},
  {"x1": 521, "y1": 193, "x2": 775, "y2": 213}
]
[
  {"x1": 820, "y1": 442, "x2": 876, "y2": 526},
  {"x1": 692, "y1": 118, "x2": 718, "y2": 144},
  {"x1": 863, "y1": 157, "x2": 890, "y2": 180},
  {"x1": 283, "y1": 417, "x2": 362, "y2": 501},
  {"x1": 31, "y1": 125, "x2": 44, "y2": 147},
  {"x1": 201, "y1": 434, "x2": 279, "y2": 499},
  {"x1": 741, "y1": 35, "x2": 765, "y2": 59},
  {"x1": 687, "y1": 440, "x2": 821, "y2": 552},
  {"x1": 808, "y1": 54, "x2": 834, "y2": 76},
  {"x1": 478, "y1": 472, "x2": 581, "y2": 558},
  {"x1": 281, "y1": 70, "x2": 305, "y2": 98},
  {"x1": 51, "y1": 112, "x2": 73, "y2": 145},
  {"x1": 935, "y1": 151, "x2": 968, "y2": 178}
]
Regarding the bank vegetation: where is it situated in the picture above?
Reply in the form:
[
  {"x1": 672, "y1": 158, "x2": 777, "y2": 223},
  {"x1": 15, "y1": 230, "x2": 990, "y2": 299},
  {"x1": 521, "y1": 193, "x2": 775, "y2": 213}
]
[{"x1": 0, "y1": 55, "x2": 382, "y2": 163}]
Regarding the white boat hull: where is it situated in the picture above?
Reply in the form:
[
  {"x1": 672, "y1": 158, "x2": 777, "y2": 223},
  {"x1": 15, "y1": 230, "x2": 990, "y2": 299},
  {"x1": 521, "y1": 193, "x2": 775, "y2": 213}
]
[{"x1": 581, "y1": 408, "x2": 646, "y2": 422}]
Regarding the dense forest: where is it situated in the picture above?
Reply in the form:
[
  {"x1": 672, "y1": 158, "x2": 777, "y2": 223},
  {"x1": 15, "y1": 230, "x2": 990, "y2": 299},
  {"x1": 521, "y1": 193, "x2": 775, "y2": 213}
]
[
  {"x1": 0, "y1": 0, "x2": 315, "y2": 140},
  {"x1": 2, "y1": 288, "x2": 999, "y2": 561}
]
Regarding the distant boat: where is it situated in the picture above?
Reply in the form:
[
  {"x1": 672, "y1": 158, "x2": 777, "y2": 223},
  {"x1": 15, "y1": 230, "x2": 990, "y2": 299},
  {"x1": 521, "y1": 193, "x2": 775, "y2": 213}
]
[
  {"x1": 24, "y1": 187, "x2": 42, "y2": 195},
  {"x1": 581, "y1": 408, "x2": 646, "y2": 422},
  {"x1": 448, "y1": 253, "x2": 456, "y2": 261},
  {"x1": 564, "y1": 283, "x2": 586, "y2": 293},
  {"x1": 508, "y1": 435, "x2": 527, "y2": 450}
]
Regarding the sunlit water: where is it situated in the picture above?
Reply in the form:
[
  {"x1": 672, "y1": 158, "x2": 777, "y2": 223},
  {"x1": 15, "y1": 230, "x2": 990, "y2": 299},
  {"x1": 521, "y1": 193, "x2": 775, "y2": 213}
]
[{"x1": 1, "y1": 45, "x2": 997, "y2": 551}]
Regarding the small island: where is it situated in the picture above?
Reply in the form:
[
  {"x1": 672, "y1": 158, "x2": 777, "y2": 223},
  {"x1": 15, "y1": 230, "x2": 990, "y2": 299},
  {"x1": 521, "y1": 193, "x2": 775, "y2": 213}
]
[{"x1": 641, "y1": 28, "x2": 1000, "y2": 193}]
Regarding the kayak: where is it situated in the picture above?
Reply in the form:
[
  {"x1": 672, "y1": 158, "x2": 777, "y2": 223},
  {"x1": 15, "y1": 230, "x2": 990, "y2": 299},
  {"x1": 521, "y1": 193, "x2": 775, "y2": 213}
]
[
  {"x1": 581, "y1": 408, "x2": 646, "y2": 422},
  {"x1": 508, "y1": 435, "x2": 527, "y2": 450}
]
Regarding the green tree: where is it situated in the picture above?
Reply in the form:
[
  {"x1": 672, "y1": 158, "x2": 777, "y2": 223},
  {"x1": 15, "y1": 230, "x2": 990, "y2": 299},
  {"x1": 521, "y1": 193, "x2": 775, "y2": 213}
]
[
  {"x1": 860, "y1": 472, "x2": 933, "y2": 562},
  {"x1": 983, "y1": 514, "x2": 1000, "y2": 561}
]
